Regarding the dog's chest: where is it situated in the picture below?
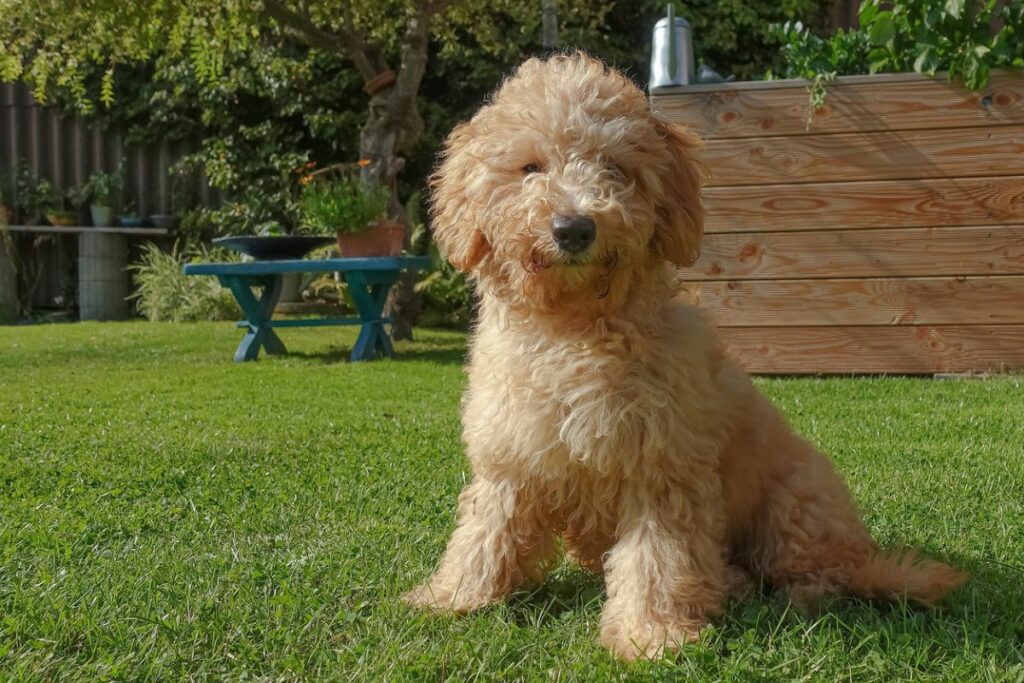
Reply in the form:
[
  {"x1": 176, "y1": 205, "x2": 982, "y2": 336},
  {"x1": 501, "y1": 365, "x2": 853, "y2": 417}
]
[{"x1": 465, "y1": 332, "x2": 677, "y2": 473}]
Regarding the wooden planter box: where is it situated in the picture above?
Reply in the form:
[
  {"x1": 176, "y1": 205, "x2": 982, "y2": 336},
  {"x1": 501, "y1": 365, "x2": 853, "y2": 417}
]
[{"x1": 651, "y1": 71, "x2": 1024, "y2": 375}]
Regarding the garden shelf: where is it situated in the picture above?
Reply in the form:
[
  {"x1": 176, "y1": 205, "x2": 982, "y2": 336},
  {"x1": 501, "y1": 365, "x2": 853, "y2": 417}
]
[{"x1": 1, "y1": 225, "x2": 171, "y2": 323}]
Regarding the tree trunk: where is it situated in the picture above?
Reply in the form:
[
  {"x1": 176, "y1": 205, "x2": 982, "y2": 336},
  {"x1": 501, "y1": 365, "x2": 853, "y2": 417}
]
[
  {"x1": 356, "y1": 6, "x2": 436, "y2": 342},
  {"x1": 265, "y1": 0, "x2": 445, "y2": 342}
]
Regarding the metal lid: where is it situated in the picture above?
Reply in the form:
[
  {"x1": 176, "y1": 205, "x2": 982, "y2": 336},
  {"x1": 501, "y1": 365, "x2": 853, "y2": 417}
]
[{"x1": 654, "y1": 16, "x2": 690, "y2": 29}]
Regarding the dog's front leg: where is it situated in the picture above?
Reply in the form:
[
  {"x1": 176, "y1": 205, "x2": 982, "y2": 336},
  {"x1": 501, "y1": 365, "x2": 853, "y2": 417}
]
[
  {"x1": 403, "y1": 474, "x2": 554, "y2": 614},
  {"x1": 599, "y1": 469, "x2": 726, "y2": 660}
]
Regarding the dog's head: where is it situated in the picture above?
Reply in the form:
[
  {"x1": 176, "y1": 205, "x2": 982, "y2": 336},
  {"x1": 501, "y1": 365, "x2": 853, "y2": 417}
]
[{"x1": 431, "y1": 53, "x2": 706, "y2": 315}]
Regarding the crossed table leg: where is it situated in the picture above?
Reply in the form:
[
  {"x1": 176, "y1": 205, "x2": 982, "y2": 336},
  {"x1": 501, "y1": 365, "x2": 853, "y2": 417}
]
[
  {"x1": 217, "y1": 274, "x2": 287, "y2": 362},
  {"x1": 346, "y1": 270, "x2": 396, "y2": 362},
  {"x1": 217, "y1": 270, "x2": 399, "y2": 363}
]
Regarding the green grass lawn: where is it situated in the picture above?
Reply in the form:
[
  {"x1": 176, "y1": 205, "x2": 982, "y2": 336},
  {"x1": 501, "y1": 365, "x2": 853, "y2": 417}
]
[{"x1": 1, "y1": 322, "x2": 1022, "y2": 681}]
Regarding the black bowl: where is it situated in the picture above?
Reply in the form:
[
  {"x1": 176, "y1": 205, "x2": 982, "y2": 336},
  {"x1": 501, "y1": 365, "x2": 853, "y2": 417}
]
[{"x1": 213, "y1": 236, "x2": 335, "y2": 261}]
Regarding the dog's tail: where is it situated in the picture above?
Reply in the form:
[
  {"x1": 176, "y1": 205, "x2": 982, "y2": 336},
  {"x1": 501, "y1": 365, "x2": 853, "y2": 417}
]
[{"x1": 847, "y1": 548, "x2": 966, "y2": 606}]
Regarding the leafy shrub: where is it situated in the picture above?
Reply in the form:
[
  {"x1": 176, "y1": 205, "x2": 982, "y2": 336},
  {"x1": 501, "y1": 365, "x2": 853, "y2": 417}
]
[
  {"x1": 776, "y1": 0, "x2": 1024, "y2": 111},
  {"x1": 298, "y1": 171, "x2": 389, "y2": 236},
  {"x1": 84, "y1": 163, "x2": 124, "y2": 206},
  {"x1": 130, "y1": 242, "x2": 240, "y2": 322},
  {"x1": 414, "y1": 256, "x2": 473, "y2": 328},
  {"x1": 408, "y1": 195, "x2": 473, "y2": 328}
]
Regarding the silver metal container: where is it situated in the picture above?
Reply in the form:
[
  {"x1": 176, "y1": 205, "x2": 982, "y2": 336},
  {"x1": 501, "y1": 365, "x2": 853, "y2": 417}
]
[{"x1": 649, "y1": 5, "x2": 694, "y2": 90}]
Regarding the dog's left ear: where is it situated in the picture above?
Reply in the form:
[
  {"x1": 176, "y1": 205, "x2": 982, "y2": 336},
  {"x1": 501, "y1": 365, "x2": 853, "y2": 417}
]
[{"x1": 650, "y1": 118, "x2": 707, "y2": 267}]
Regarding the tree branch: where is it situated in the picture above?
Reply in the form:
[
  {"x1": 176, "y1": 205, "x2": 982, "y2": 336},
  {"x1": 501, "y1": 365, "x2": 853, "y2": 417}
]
[
  {"x1": 262, "y1": 0, "x2": 378, "y2": 81},
  {"x1": 389, "y1": 0, "x2": 452, "y2": 112}
]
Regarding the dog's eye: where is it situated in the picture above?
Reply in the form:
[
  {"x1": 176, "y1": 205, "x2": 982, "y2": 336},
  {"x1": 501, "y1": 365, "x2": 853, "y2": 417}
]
[{"x1": 523, "y1": 163, "x2": 542, "y2": 175}]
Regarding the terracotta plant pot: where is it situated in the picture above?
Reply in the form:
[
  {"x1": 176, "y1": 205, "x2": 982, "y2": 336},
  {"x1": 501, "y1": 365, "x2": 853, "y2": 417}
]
[
  {"x1": 336, "y1": 221, "x2": 405, "y2": 257},
  {"x1": 46, "y1": 210, "x2": 78, "y2": 227}
]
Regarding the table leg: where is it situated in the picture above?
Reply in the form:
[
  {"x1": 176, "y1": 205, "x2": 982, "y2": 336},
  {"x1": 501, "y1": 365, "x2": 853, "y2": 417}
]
[
  {"x1": 346, "y1": 271, "x2": 396, "y2": 362},
  {"x1": 218, "y1": 274, "x2": 287, "y2": 362}
]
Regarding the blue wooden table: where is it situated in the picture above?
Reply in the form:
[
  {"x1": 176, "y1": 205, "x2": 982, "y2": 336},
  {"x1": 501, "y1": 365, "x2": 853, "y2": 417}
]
[{"x1": 183, "y1": 256, "x2": 430, "y2": 362}]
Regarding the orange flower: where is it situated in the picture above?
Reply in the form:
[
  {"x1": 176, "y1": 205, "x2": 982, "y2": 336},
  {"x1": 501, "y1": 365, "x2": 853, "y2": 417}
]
[
  {"x1": 357, "y1": 158, "x2": 371, "y2": 168},
  {"x1": 298, "y1": 174, "x2": 313, "y2": 186}
]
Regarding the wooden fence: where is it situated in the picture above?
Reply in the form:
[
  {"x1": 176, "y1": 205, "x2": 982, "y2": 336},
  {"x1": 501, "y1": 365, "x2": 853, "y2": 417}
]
[{"x1": 651, "y1": 70, "x2": 1024, "y2": 374}]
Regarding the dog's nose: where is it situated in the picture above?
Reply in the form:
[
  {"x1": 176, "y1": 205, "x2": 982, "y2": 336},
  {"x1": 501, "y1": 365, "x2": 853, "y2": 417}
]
[{"x1": 552, "y1": 215, "x2": 596, "y2": 254}]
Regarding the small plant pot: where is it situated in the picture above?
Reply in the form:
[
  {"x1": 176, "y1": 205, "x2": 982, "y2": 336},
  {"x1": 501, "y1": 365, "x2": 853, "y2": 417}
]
[
  {"x1": 90, "y1": 204, "x2": 115, "y2": 227},
  {"x1": 336, "y1": 221, "x2": 405, "y2": 257},
  {"x1": 150, "y1": 214, "x2": 180, "y2": 230},
  {"x1": 119, "y1": 215, "x2": 145, "y2": 228},
  {"x1": 45, "y1": 210, "x2": 78, "y2": 227},
  {"x1": 363, "y1": 70, "x2": 397, "y2": 95}
]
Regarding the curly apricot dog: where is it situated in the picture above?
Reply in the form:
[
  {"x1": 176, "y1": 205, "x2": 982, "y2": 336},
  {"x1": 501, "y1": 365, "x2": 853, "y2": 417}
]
[{"x1": 404, "y1": 53, "x2": 965, "y2": 660}]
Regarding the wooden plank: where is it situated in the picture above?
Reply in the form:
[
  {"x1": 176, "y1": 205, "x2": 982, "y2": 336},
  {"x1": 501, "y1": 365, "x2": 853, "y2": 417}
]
[
  {"x1": 719, "y1": 325, "x2": 1024, "y2": 375},
  {"x1": 654, "y1": 69, "x2": 1013, "y2": 94},
  {"x1": 703, "y1": 175, "x2": 1024, "y2": 234},
  {"x1": 696, "y1": 276, "x2": 1024, "y2": 326},
  {"x1": 690, "y1": 225, "x2": 1024, "y2": 280},
  {"x1": 653, "y1": 71, "x2": 1024, "y2": 138},
  {"x1": 702, "y1": 125, "x2": 1024, "y2": 186},
  {"x1": 3, "y1": 224, "x2": 170, "y2": 236}
]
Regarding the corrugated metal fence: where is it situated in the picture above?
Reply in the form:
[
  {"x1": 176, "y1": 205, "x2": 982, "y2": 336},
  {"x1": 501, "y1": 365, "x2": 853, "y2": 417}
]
[
  {"x1": 1, "y1": 82, "x2": 220, "y2": 310},
  {"x1": 1, "y1": 82, "x2": 215, "y2": 214}
]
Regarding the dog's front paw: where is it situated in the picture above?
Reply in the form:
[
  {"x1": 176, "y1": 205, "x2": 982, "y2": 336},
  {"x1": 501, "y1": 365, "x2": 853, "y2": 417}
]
[
  {"x1": 599, "y1": 617, "x2": 705, "y2": 661},
  {"x1": 401, "y1": 580, "x2": 493, "y2": 615}
]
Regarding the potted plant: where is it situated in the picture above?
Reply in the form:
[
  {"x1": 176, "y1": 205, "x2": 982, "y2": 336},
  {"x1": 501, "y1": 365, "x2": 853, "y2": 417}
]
[
  {"x1": 299, "y1": 169, "x2": 401, "y2": 257},
  {"x1": 14, "y1": 164, "x2": 57, "y2": 226},
  {"x1": 84, "y1": 163, "x2": 123, "y2": 227},
  {"x1": 44, "y1": 184, "x2": 92, "y2": 227},
  {"x1": 44, "y1": 198, "x2": 77, "y2": 228},
  {"x1": 152, "y1": 162, "x2": 196, "y2": 230},
  {"x1": 65, "y1": 182, "x2": 91, "y2": 225},
  {"x1": 119, "y1": 201, "x2": 145, "y2": 228}
]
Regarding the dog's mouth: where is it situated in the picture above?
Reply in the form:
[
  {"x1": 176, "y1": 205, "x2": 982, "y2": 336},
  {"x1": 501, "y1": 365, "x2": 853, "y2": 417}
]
[{"x1": 523, "y1": 248, "x2": 619, "y2": 298}]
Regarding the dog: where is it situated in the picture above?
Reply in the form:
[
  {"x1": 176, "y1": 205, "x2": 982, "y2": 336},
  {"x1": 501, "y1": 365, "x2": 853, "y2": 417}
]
[{"x1": 403, "y1": 53, "x2": 965, "y2": 660}]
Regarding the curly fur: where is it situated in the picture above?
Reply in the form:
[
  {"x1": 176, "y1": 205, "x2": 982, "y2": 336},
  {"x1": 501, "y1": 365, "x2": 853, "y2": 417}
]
[{"x1": 403, "y1": 53, "x2": 966, "y2": 661}]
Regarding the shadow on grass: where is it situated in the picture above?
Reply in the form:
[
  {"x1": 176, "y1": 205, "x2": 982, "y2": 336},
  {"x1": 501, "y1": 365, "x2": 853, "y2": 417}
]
[
  {"x1": 496, "y1": 551, "x2": 1022, "y2": 660},
  {"x1": 276, "y1": 342, "x2": 466, "y2": 366}
]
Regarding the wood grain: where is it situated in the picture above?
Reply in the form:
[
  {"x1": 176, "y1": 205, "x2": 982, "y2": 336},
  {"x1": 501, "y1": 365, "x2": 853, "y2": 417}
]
[
  {"x1": 652, "y1": 71, "x2": 1024, "y2": 138},
  {"x1": 691, "y1": 225, "x2": 1024, "y2": 280},
  {"x1": 702, "y1": 125, "x2": 1024, "y2": 186},
  {"x1": 703, "y1": 175, "x2": 1024, "y2": 234},
  {"x1": 719, "y1": 325, "x2": 1024, "y2": 374},
  {"x1": 696, "y1": 276, "x2": 1024, "y2": 326}
]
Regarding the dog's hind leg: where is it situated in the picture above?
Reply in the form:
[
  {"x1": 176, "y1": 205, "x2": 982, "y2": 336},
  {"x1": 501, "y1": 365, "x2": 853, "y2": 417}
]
[
  {"x1": 748, "y1": 421, "x2": 964, "y2": 609},
  {"x1": 403, "y1": 475, "x2": 557, "y2": 614}
]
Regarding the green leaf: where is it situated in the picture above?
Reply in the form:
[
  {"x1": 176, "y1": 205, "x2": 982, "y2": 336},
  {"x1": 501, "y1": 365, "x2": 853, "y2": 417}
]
[
  {"x1": 945, "y1": 0, "x2": 965, "y2": 19},
  {"x1": 858, "y1": 1, "x2": 879, "y2": 26},
  {"x1": 913, "y1": 47, "x2": 939, "y2": 75},
  {"x1": 869, "y1": 14, "x2": 896, "y2": 48},
  {"x1": 100, "y1": 67, "x2": 115, "y2": 107}
]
